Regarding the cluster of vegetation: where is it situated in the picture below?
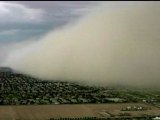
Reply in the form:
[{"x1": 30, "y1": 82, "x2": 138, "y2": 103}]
[
  {"x1": 0, "y1": 68, "x2": 126, "y2": 105},
  {"x1": 48, "y1": 116, "x2": 157, "y2": 120},
  {"x1": 49, "y1": 117, "x2": 98, "y2": 120},
  {"x1": 0, "y1": 67, "x2": 160, "y2": 105}
]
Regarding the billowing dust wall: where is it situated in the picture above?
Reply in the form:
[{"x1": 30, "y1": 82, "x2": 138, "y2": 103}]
[{"x1": 3, "y1": 2, "x2": 160, "y2": 87}]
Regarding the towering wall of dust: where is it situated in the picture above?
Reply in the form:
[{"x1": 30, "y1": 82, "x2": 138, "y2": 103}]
[{"x1": 3, "y1": 2, "x2": 160, "y2": 87}]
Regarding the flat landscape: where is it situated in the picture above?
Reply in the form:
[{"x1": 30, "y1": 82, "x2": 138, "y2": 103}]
[
  {"x1": 0, "y1": 68, "x2": 160, "y2": 120},
  {"x1": 1, "y1": 1, "x2": 160, "y2": 120},
  {"x1": 0, "y1": 103, "x2": 160, "y2": 120}
]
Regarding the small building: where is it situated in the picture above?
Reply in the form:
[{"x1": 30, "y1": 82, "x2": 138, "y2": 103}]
[
  {"x1": 78, "y1": 98, "x2": 88, "y2": 103},
  {"x1": 70, "y1": 99, "x2": 77, "y2": 103},
  {"x1": 152, "y1": 117, "x2": 160, "y2": 120},
  {"x1": 121, "y1": 105, "x2": 147, "y2": 111},
  {"x1": 105, "y1": 98, "x2": 126, "y2": 103}
]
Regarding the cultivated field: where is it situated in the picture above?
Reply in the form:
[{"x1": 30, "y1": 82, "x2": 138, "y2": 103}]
[{"x1": 0, "y1": 103, "x2": 160, "y2": 120}]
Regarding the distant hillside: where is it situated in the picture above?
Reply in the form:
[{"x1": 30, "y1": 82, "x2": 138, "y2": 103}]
[
  {"x1": 0, "y1": 67, "x2": 160, "y2": 105},
  {"x1": 0, "y1": 67, "x2": 112, "y2": 105}
]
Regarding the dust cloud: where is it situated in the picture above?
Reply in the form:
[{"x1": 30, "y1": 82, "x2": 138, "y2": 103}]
[{"x1": 2, "y1": 2, "x2": 160, "y2": 87}]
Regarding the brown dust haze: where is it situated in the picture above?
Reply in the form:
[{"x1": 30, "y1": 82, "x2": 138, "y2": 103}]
[{"x1": 2, "y1": 2, "x2": 160, "y2": 88}]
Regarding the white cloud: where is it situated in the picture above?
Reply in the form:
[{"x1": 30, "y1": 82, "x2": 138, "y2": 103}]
[{"x1": 0, "y1": 2, "x2": 45, "y2": 23}]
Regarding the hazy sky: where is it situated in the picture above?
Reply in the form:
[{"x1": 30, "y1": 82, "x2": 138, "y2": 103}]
[
  {"x1": 1, "y1": 1, "x2": 160, "y2": 88},
  {"x1": 0, "y1": 1, "x2": 100, "y2": 43},
  {"x1": 0, "y1": 1, "x2": 102, "y2": 62},
  {"x1": 0, "y1": 1, "x2": 160, "y2": 88}
]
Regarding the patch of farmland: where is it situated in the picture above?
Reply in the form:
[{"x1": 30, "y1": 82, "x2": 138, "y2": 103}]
[{"x1": 0, "y1": 103, "x2": 159, "y2": 120}]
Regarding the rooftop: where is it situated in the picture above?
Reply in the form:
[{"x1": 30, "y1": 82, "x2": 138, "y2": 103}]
[{"x1": 0, "y1": 67, "x2": 12, "y2": 73}]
